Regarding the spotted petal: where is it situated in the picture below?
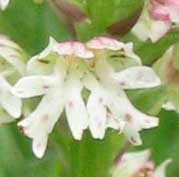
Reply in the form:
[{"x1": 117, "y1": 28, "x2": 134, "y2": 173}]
[
  {"x1": 122, "y1": 107, "x2": 159, "y2": 145},
  {"x1": 18, "y1": 86, "x2": 64, "y2": 158},
  {"x1": 107, "y1": 91, "x2": 158, "y2": 145},
  {"x1": 112, "y1": 66, "x2": 161, "y2": 89},
  {"x1": 32, "y1": 133, "x2": 48, "y2": 159},
  {"x1": 112, "y1": 150, "x2": 151, "y2": 177},
  {"x1": 87, "y1": 92, "x2": 107, "y2": 139},
  {"x1": 12, "y1": 75, "x2": 56, "y2": 98},
  {"x1": 65, "y1": 71, "x2": 88, "y2": 140}
]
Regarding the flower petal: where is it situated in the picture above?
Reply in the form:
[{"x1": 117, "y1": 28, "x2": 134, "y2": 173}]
[
  {"x1": 154, "y1": 159, "x2": 172, "y2": 177},
  {"x1": 162, "y1": 101, "x2": 176, "y2": 111},
  {"x1": 168, "y1": 7, "x2": 179, "y2": 23},
  {"x1": 12, "y1": 75, "x2": 56, "y2": 98},
  {"x1": 18, "y1": 86, "x2": 64, "y2": 158},
  {"x1": 0, "y1": 35, "x2": 22, "y2": 50},
  {"x1": 0, "y1": 44, "x2": 25, "y2": 74},
  {"x1": 112, "y1": 66, "x2": 161, "y2": 89},
  {"x1": 27, "y1": 37, "x2": 57, "y2": 74},
  {"x1": 86, "y1": 37, "x2": 125, "y2": 51},
  {"x1": 113, "y1": 150, "x2": 151, "y2": 177},
  {"x1": 54, "y1": 41, "x2": 94, "y2": 59},
  {"x1": 106, "y1": 112, "x2": 125, "y2": 133},
  {"x1": 122, "y1": 108, "x2": 159, "y2": 145},
  {"x1": 123, "y1": 127, "x2": 143, "y2": 145},
  {"x1": 65, "y1": 71, "x2": 88, "y2": 140},
  {"x1": 122, "y1": 150, "x2": 150, "y2": 173},
  {"x1": 0, "y1": 0, "x2": 9, "y2": 10},
  {"x1": 149, "y1": 19, "x2": 171, "y2": 42},
  {"x1": 87, "y1": 92, "x2": 107, "y2": 139},
  {"x1": 107, "y1": 90, "x2": 159, "y2": 144},
  {"x1": 0, "y1": 77, "x2": 21, "y2": 118},
  {"x1": 95, "y1": 58, "x2": 115, "y2": 86},
  {"x1": 32, "y1": 134, "x2": 48, "y2": 159}
]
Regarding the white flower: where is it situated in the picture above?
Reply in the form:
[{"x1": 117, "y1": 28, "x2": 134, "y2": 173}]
[
  {"x1": 13, "y1": 37, "x2": 160, "y2": 158},
  {"x1": 0, "y1": 35, "x2": 25, "y2": 123},
  {"x1": 86, "y1": 37, "x2": 160, "y2": 144},
  {"x1": 0, "y1": 0, "x2": 9, "y2": 10},
  {"x1": 132, "y1": 0, "x2": 179, "y2": 42},
  {"x1": 13, "y1": 38, "x2": 93, "y2": 158},
  {"x1": 112, "y1": 149, "x2": 171, "y2": 177}
]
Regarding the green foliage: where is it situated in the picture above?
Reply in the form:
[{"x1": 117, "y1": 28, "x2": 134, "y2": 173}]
[
  {"x1": 173, "y1": 42, "x2": 179, "y2": 70},
  {"x1": 75, "y1": 0, "x2": 144, "y2": 41},
  {"x1": 127, "y1": 86, "x2": 167, "y2": 115},
  {"x1": 0, "y1": 0, "x2": 70, "y2": 55},
  {"x1": 133, "y1": 110, "x2": 179, "y2": 177},
  {"x1": 70, "y1": 131, "x2": 125, "y2": 177}
]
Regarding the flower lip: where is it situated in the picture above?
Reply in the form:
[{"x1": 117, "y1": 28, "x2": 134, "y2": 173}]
[
  {"x1": 53, "y1": 41, "x2": 94, "y2": 59},
  {"x1": 86, "y1": 37, "x2": 125, "y2": 51}
]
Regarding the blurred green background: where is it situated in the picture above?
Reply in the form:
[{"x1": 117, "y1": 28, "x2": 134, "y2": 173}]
[{"x1": 0, "y1": 0, "x2": 179, "y2": 177}]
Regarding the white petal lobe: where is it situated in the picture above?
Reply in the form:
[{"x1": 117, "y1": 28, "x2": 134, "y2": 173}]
[
  {"x1": 0, "y1": 77, "x2": 21, "y2": 118},
  {"x1": 32, "y1": 134, "x2": 48, "y2": 159},
  {"x1": 87, "y1": 92, "x2": 107, "y2": 139},
  {"x1": 12, "y1": 75, "x2": 55, "y2": 98},
  {"x1": 65, "y1": 72, "x2": 88, "y2": 140},
  {"x1": 112, "y1": 66, "x2": 161, "y2": 89},
  {"x1": 154, "y1": 159, "x2": 172, "y2": 177}
]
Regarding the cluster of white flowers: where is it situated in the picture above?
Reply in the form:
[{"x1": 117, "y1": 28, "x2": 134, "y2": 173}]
[{"x1": 6, "y1": 36, "x2": 160, "y2": 158}]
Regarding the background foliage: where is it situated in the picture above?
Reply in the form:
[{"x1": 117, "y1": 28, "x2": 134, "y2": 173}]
[{"x1": 0, "y1": 0, "x2": 179, "y2": 177}]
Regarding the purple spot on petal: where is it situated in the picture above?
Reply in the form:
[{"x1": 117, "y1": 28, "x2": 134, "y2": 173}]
[
  {"x1": 43, "y1": 85, "x2": 50, "y2": 89},
  {"x1": 68, "y1": 101, "x2": 74, "y2": 108},
  {"x1": 41, "y1": 114, "x2": 49, "y2": 122},
  {"x1": 124, "y1": 113, "x2": 133, "y2": 123}
]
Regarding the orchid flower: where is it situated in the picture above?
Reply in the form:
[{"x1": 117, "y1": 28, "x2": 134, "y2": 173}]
[
  {"x1": 86, "y1": 37, "x2": 160, "y2": 145},
  {"x1": 154, "y1": 46, "x2": 179, "y2": 112},
  {"x1": 12, "y1": 37, "x2": 161, "y2": 158},
  {"x1": 13, "y1": 37, "x2": 93, "y2": 158},
  {"x1": 0, "y1": 35, "x2": 25, "y2": 124},
  {"x1": 132, "y1": 0, "x2": 179, "y2": 42},
  {"x1": 112, "y1": 150, "x2": 171, "y2": 177}
]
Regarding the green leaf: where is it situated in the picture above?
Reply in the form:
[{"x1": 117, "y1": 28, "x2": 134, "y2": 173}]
[
  {"x1": 173, "y1": 43, "x2": 179, "y2": 70},
  {"x1": 135, "y1": 28, "x2": 179, "y2": 65},
  {"x1": 0, "y1": 123, "x2": 64, "y2": 177},
  {"x1": 133, "y1": 110, "x2": 179, "y2": 177},
  {"x1": 127, "y1": 86, "x2": 166, "y2": 115},
  {"x1": 0, "y1": 0, "x2": 70, "y2": 55},
  {"x1": 75, "y1": 0, "x2": 144, "y2": 41},
  {"x1": 70, "y1": 131, "x2": 125, "y2": 177}
]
